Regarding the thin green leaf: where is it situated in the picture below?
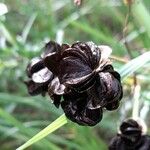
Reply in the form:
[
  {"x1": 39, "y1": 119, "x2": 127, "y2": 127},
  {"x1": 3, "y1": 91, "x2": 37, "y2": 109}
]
[
  {"x1": 21, "y1": 13, "x2": 37, "y2": 43},
  {"x1": 0, "y1": 92, "x2": 62, "y2": 115},
  {"x1": 0, "y1": 108, "x2": 61, "y2": 150},
  {"x1": 132, "y1": 1, "x2": 150, "y2": 37},
  {"x1": 119, "y1": 51, "x2": 150, "y2": 79},
  {"x1": 71, "y1": 21, "x2": 112, "y2": 43},
  {"x1": 0, "y1": 21, "x2": 17, "y2": 47},
  {"x1": 16, "y1": 114, "x2": 67, "y2": 150}
]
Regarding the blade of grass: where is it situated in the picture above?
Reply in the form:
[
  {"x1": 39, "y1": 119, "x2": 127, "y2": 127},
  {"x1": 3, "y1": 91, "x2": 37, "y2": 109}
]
[
  {"x1": 0, "y1": 93, "x2": 62, "y2": 115},
  {"x1": 0, "y1": 108, "x2": 61, "y2": 150},
  {"x1": 59, "y1": 6, "x2": 92, "y2": 29},
  {"x1": 74, "y1": 126, "x2": 107, "y2": 150},
  {"x1": 21, "y1": 13, "x2": 37, "y2": 44},
  {"x1": 70, "y1": 21, "x2": 112, "y2": 43},
  {"x1": 119, "y1": 51, "x2": 150, "y2": 79},
  {"x1": 16, "y1": 114, "x2": 67, "y2": 150},
  {"x1": 70, "y1": 21, "x2": 126, "y2": 56},
  {"x1": 132, "y1": 1, "x2": 150, "y2": 37},
  {"x1": 0, "y1": 21, "x2": 18, "y2": 48}
]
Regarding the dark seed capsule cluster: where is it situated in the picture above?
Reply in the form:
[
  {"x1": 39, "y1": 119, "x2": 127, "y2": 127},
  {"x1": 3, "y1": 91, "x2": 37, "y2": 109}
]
[
  {"x1": 25, "y1": 41, "x2": 123, "y2": 126},
  {"x1": 109, "y1": 119, "x2": 150, "y2": 150}
]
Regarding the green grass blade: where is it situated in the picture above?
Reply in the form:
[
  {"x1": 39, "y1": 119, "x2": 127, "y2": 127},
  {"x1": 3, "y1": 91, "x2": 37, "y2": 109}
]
[
  {"x1": 0, "y1": 21, "x2": 17, "y2": 47},
  {"x1": 119, "y1": 51, "x2": 150, "y2": 79},
  {"x1": 16, "y1": 114, "x2": 67, "y2": 150},
  {"x1": 0, "y1": 92, "x2": 61, "y2": 115},
  {"x1": 21, "y1": 13, "x2": 37, "y2": 43},
  {"x1": 71, "y1": 21, "x2": 112, "y2": 43},
  {"x1": 132, "y1": 1, "x2": 150, "y2": 37},
  {"x1": 0, "y1": 107, "x2": 61, "y2": 150}
]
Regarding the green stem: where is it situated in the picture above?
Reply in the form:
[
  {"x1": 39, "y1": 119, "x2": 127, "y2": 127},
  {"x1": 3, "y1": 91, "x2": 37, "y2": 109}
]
[
  {"x1": 16, "y1": 114, "x2": 67, "y2": 150},
  {"x1": 132, "y1": 84, "x2": 141, "y2": 119}
]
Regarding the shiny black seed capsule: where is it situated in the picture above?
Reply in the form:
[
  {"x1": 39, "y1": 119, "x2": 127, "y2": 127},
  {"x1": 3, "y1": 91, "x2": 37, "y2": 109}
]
[
  {"x1": 109, "y1": 119, "x2": 150, "y2": 150},
  {"x1": 25, "y1": 41, "x2": 123, "y2": 126}
]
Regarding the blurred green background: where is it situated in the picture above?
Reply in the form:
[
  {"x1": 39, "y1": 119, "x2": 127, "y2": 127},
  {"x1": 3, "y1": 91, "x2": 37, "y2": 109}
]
[{"x1": 0, "y1": 0, "x2": 150, "y2": 149}]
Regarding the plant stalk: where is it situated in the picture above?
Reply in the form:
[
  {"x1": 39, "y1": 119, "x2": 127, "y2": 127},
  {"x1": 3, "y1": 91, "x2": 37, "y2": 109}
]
[{"x1": 16, "y1": 114, "x2": 67, "y2": 150}]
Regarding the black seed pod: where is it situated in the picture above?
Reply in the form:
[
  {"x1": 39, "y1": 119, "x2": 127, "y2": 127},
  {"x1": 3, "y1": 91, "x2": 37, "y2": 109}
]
[
  {"x1": 25, "y1": 57, "x2": 53, "y2": 96},
  {"x1": 109, "y1": 119, "x2": 150, "y2": 150},
  {"x1": 25, "y1": 41, "x2": 123, "y2": 126}
]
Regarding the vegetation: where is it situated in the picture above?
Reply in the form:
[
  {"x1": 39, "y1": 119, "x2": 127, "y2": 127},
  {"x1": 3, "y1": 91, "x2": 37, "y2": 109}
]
[{"x1": 0, "y1": 0, "x2": 150, "y2": 149}]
